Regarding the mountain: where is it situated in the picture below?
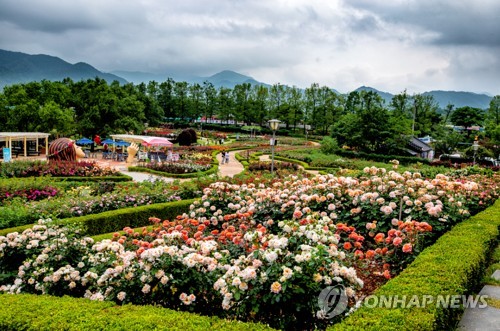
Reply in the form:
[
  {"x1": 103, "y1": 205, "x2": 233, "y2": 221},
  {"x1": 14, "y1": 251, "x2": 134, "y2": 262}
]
[
  {"x1": 355, "y1": 86, "x2": 394, "y2": 104},
  {"x1": 113, "y1": 69, "x2": 267, "y2": 88},
  {"x1": 353, "y1": 86, "x2": 492, "y2": 109},
  {"x1": 0, "y1": 49, "x2": 493, "y2": 109},
  {"x1": 422, "y1": 90, "x2": 492, "y2": 109},
  {"x1": 200, "y1": 70, "x2": 266, "y2": 88},
  {"x1": 0, "y1": 49, "x2": 127, "y2": 88}
]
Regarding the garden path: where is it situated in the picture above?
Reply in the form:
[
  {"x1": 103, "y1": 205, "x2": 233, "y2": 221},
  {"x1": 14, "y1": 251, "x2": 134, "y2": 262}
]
[
  {"x1": 258, "y1": 154, "x2": 321, "y2": 176},
  {"x1": 217, "y1": 150, "x2": 245, "y2": 178},
  {"x1": 457, "y1": 262, "x2": 500, "y2": 329},
  {"x1": 94, "y1": 158, "x2": 179, "y2": 183},
  {"x1": 95, "y1": 152, "x2": 246, "y2": 181}
]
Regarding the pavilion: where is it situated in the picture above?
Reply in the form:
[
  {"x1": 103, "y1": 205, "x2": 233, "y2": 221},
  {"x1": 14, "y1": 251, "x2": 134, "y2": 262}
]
[{"x1": 0, "y1": 132, "x2": 50, "y2": 158}]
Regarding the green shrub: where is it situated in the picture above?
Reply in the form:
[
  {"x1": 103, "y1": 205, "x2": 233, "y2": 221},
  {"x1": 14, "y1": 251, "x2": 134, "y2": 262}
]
[
  {"x1": 320, "y1": 136, "x2": 339, "y2": 154},
  {"x1": 0, "y1": 199, "x2": 195, "y2": 237},
  {"x1": 330, "y1": 199, "x2": 500, "y2": 331},
  {"x1": 128, "y1": 165, "x2": 218, "y2": 178},
  {"x1": 59, "y1": 199, "x2": 196, "y2": 236},
  {"x1": 335, "y1": 149, "x2": 431, "y2": 165},
  {"x1": 0, "y1": 294, "x2": 275, "y2": 331}
]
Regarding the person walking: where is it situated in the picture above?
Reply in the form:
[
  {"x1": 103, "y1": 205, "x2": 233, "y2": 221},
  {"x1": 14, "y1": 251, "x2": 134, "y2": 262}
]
[
  {"x1": 221, "y1": 151, "x2": 226, "y2": 164},
  {"x1": 225, "y1": 151, "x2": 230, "y2": 164}
]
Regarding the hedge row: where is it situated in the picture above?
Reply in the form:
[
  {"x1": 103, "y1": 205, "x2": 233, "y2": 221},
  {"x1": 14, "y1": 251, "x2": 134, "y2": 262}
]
[
  {"x1": 330, "y1": 199, "x2": 500, "y2": 331},
  {"x1": 49, "y1": 174, "x2": 133, "y2": 182},
  {"x1": 127, "y1": 163, "x2": 219, "y2": 179},
  {"x1": 0, "y1": 294, "x2": 275, "y2": 331},
  {"x1": 335, "y1": 149, "x2": 431, "y2": 165},
  {"x1": 0, "y1": 199, "x2": 195, "y2": 237}
]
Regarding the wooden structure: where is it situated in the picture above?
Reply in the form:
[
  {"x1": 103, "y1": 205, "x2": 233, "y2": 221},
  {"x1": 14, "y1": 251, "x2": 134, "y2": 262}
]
[{"x1": 0, "y1": 132, "x2": 50, "y2": 158}]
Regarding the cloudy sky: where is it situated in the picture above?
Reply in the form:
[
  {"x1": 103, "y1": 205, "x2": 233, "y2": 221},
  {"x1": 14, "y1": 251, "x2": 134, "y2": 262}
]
[{"x1": 1, "y1": 0, "x2": 499, "y2": 95}]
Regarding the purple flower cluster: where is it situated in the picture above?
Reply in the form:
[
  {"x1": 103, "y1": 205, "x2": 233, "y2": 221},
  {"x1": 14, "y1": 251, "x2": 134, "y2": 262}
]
[{"x1": 2, "y1": 187, "x2": 59, "y2": 202}]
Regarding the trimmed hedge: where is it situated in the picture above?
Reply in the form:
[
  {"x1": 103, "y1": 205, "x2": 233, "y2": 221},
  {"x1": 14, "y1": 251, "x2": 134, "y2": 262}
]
[
  {"x1": 335, "y1": 149, "x2": 431, "y2": 165},
  {"x1": 0, "y1": 294, "x2": 275, "y2": 331},
  {"x1": 330, "y1": 199, "x2": 500, "y2": 331},
  {"x1": 127, "y1": 165, "x2": 219, "y2": 178},
  {"x1": 0, "y1": 199, "x2": 195, "y2": 237},
  {"x1": 49, "y1": 174, "x2": 133, "y2": 182}
]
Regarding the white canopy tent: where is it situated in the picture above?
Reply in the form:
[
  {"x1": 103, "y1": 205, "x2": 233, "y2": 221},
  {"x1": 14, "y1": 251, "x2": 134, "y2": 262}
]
[{"x1": 110, "y1": 134, "x2": 173, "y2": 148}]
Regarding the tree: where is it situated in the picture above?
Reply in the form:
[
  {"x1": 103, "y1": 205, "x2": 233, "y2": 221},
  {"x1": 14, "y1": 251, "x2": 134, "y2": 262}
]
[
  {"x1": 173, "y1": 81, "x2": 189, "y2": 120},
  {"x1": 217, "y1": 87, "x2": 233, "y2": 124},
  {"x1": 158, "y1": 78, "x2": 175, "y2": 119},
  {"x1": 486, "y1": 96, "x2": 500, "y2": 127},
  {"x1": 233, "y1": 83, "x2": 252, "y2": 124},
  {"x1": 252, "y1": 85, "x2": 269, "y2": 126},
  {"x1": 37, "y1": 101, "x2": 75, "y2": 137},
  {"x1": 304, "y1": 83, "x2": 320, "y2": 133},
  {"x1": 140, "y1": 81, "x2": 164, "y2": 127},
  {"x1": 411, "y1": 94, "x2": 441, "y2": 136},
  {"x1": 332, "y1": 90, "x2": 409, "y2": 154},
  {"x1": 485, "y1": 96, "x2": 500, "y2": 143},
  {"x1": 202, "y1": 81, "x2": 217, "y2": 122},
  {"x1": 177, "y1": 129, "x2": 195, "y2": 146},
  {"x1": 432, "y1": 126, "x2": 463, "y2": 155},
  {"x1": 442, "y1": 103, "x2": 454, "y2": 124},
  {"x1": 287, "y1": 86, "x2": 303, "y2": 132},
  {"x1": 188, "y1": 83, "x2": 204, "y2": 120},
  {"x1": 449, "y1": 106, "x2": 484, "y2": 130},
  {"x1": 269, "y1": 83, "x2": 285, "y2": 122}
]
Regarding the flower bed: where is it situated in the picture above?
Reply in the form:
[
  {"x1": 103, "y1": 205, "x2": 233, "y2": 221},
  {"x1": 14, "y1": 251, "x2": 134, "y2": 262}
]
[
  {"x1": 144, "y1": 161, "x2": 212, "y2": 174},
  {"x1": 0, "y1": 177, "x2": 61, "y2": 203},
  {"x1": 330, "y1": 199, "x2": 500, "y2": 330},
  {"x1": 0, "y1": 160, "x2": 118, "y2": 178},
  {"x1": 0, "y1": 179, "x2": 210, "y2": 230},
  {"x1": 1, "y1": 169, "x2": 497, "y2": 329},
  {"x1": 247, "y1": 161, "x2": 300, "y2": 172}
]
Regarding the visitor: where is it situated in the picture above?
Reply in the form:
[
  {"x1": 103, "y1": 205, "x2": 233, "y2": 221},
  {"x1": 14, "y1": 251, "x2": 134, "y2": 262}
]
[
  {"x1": 221, "y1": 151, "x2": 226, "y2": 164},
  {"x1": 225, "y1": 151, "x2": 230, "y2": 164}
]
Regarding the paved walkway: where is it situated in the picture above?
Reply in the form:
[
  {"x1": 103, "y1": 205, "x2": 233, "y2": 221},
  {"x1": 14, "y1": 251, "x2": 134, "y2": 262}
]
[
  {"x1": 457, "y1": 266, "x2": 500, "y2": 330},
  {"x1": 95, "y1": 151, "x2": 246, "y2": 182},
  {"x1": 217, "y1": 150, "x2": 245, "y2": 178},
  {"x1": 258, "y1": 154, "x2": 321, "y2": 175},
  {"x1": 94, "y1": 158, "x2": 178, "y2": 183}
]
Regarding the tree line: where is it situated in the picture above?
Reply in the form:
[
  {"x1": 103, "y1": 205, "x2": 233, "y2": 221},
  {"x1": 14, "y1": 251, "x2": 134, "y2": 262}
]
[{"x1": 0, "y1": 77, "x2": 499, "y2": 156}]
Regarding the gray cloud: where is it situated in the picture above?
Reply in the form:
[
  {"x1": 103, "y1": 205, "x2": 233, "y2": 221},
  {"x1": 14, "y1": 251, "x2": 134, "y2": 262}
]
[{"x1": 0, "y1": 0, "x2": 498, "y2": 95}]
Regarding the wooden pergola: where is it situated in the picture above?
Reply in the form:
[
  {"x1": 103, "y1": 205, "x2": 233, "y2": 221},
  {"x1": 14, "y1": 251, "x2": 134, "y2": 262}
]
[{"x1": 0, "y1": 132, "x2": 50, "y2": 158}]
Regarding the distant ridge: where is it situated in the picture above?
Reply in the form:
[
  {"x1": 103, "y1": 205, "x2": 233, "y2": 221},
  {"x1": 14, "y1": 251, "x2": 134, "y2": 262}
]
[
  {"x1": 0, "y1": 49, "x2": 127, "y2": 88},
  {"x1": 422, "y1": 90, "x2": 492, "y2": 109},
  {"x1": 200, "y1": 70, "x2": 265, "y2": 88},
  {"x1": 0, "y1": 49, "x2": 493, "y2": 109},
  {"x1": 355, "y1": 86, "x2": 394, "y2": 104},
  {"x1": 113, "y1": 69, "x2": 268, "y2": 88},
  {"x1": 353, "y1": 86, "x2": 492, "y2": 109}
]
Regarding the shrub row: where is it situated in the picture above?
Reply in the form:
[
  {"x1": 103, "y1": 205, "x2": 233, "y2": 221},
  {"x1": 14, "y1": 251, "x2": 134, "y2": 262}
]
[
  {"x1": 0, "y1": 293, "x2": 275, "y2": 331},
  {"x1": 128, "y1": 165, "x2": 218, "y2": 178},
  {"x1": 330, "y1": 199, "x2": 500, "y2": 331},
  {"x1": 50, "y1": 174, "x2": 133, "y2": 182},
  {"x1": 335, "y1": 149, "x2": 431, "y2": 165},
  {"x1": 0, "y1": 199, "x2": 195, "y2": 237}
]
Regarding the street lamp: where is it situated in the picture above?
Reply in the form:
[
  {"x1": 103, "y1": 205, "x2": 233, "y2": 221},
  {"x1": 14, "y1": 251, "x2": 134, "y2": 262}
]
[
  {"x1": 268, "y1": 119, "x2": 281, "y2": 175},
  {"x1": 473, "y1": 137, "x2": 479, "y2": 165}
]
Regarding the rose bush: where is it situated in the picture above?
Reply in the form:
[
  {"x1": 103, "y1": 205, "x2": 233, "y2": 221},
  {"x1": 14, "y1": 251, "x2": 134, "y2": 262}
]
[
  {"x1": 0, "y1": 168, "x2": 498, "y2": 330},
  {"x1": 0, "y1": 160, "x2": 118, "y2": 178}
]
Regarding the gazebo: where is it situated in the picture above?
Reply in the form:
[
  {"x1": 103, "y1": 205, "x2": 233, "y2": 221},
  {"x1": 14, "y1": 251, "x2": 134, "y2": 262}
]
[{"x1": 0, "y1": 132, "x2": 50, "y2": 159}]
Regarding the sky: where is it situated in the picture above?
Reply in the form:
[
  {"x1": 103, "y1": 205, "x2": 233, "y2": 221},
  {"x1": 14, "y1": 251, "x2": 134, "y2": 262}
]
[{"x1": 1, "y1": 0, "x2": 499, "y2": 95}]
